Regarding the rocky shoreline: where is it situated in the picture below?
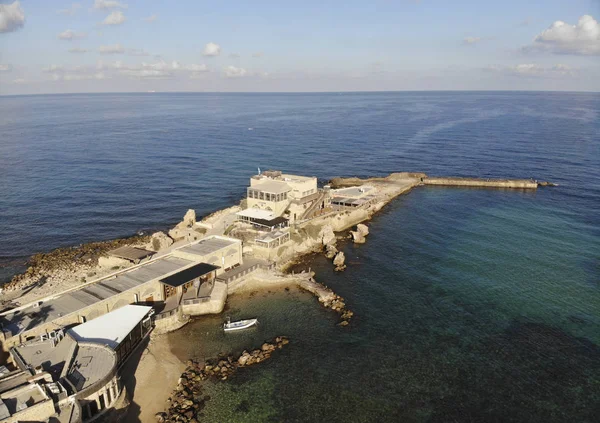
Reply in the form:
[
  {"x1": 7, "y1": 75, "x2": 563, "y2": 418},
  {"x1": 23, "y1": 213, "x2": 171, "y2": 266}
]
[{"x1": 156, "y1": 336, "x2": 290, "y2": 423}]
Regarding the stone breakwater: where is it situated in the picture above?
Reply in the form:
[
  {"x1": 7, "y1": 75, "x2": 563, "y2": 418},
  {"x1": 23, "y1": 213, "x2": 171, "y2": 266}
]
[
  {"x1": 297, "y1": 278, "x2": 354, "y2": 326},
  {"x1": 156, "y1": 336, "x2": 290, "y2": 423}
]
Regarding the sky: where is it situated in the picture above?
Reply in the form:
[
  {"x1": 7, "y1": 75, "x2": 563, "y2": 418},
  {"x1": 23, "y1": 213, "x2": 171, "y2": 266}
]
[{"x1": 0, "y1": 0, "x2": 599, "y2": 94}]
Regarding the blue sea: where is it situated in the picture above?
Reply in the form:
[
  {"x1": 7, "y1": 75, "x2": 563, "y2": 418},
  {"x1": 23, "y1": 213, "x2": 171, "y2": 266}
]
[{"x1": 0, "y1": 92, "x2": 599, "y2": 422}]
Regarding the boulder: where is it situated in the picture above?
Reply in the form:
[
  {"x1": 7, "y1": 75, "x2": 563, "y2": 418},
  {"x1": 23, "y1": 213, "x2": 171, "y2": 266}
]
[
  {"x1": 351, "y1": 231, "x2": 366, "y2": 244},
  {"x1": 237, "y1": 352, "x2": 250, "y2": 366},
  {"x1": 333, "y1": 251, "x2": 346, "y2": 271},
  {"x1": 356, "y1": 223, "x2": 369, "y2": 236},
  {"x1": 148, "y1": 231, "x2": 173, "y2": 251},
  {"x1": 325, "y1": 243, "x2": 338, "y2": 259},
  {"x1": 318, "y1": 224, "x2": 336, "y2": 247},
  {"x1": 182, "y1": 209, "x2": 197, "y2": 226}
]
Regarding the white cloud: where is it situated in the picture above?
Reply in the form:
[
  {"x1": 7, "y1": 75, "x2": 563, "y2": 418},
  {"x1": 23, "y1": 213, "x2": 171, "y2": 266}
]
[
  {"x1": 42, "y1": 64, "x2": 65, "y2": 73},
  {"x1": 0, "y1": 64, "x2": 12, "y2": 72},
  {"x1": 43, "y1": 64, "x2": 106, "y2": 81},
  {"x1": 185, "y1": 64, "x2": 208, "y2": 72},
  {"x1": 112, "y1": 60, "x2": 208, "y2": 79},
  {"x1": 119, "y1": 69, "x2": 171, "y2": 79},
  {"x1": 101, "y1": 10, "x2": 126, "y2": 26},
  {"x1": 128, "y1": 48, "x2": 150, "y2": 56},
  {"x1": 224, "y1": 65, "x2": 247, "y2": 78},
  {"x1": 143, "y1": 14, "x2": 157, "y2": 23},
  {"x1": 69, "y1": 47, "x2": 88, "y2": 53},
  {"x1": 529, "y1": 15, "x2": 600, "y2": 55},
  {"x1": 94, "y1": 0, "x2": 127, "y2": 10},
  {"x1": 484, "y1": 63, "x2": 576, "y2": 77},
  {"x1": 58, "y1": 29, "x2": 87, "y2": 40},
  {"x1": 99, "y1": 43, "x2": 125, "y2": 54},
  {"x1": 463, "y1": 37, "x2": 481, "y2": 45},
  {"x1": 0, "y1": 1, "x2": 25, "y2": 33},
  {"x1": 58, "y1": 3, "x2": 81, "y2": 16},
  {"x1": 203, "y1": 42, "x2": 221, "y2": 56}
]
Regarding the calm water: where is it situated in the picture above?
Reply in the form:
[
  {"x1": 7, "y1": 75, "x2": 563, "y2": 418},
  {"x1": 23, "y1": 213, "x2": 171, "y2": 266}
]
[{"x1": 0, "y1": 92, "x2": 599, "y2": 421}]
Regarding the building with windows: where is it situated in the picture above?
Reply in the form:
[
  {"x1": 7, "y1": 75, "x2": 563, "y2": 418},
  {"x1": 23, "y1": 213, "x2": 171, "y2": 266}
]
[
  {"x1": 0, "y1": 305, "x2": 153, "y2": 423},
  {"x1": 245, "y1": 170, "x2": 324, "y2": 223},
  {"x1": 0, "y1": 236, "x2": 242, "y2": 352}
]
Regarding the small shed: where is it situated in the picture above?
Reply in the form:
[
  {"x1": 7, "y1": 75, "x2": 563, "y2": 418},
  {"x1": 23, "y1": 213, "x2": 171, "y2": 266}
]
[{"x1": 107, "y1": 246, "x2": 155, "y2": 264}]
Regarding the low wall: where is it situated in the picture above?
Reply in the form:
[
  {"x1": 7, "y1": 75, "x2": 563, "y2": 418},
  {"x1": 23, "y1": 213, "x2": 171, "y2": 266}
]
[
  {"x1": 153, "y1": 307, "x2": 189, "y2": 335},
  {"x1": 181, "y1": 282, "x2": 227, "y2": 316},
  {"x1": 423, "y1": 177, "x2": 538, "y2": 189}
]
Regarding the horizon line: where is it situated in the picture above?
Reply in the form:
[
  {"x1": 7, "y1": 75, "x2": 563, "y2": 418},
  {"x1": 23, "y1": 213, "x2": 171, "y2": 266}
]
[{"x1": 2, "y1": 88, "x2": 599, "y2": 98}]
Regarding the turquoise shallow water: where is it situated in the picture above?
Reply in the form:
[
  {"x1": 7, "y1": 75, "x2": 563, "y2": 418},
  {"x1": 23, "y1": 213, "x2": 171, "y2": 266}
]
[{"x1": 168, "y1": 186, "x2": 600, "y2": 422}]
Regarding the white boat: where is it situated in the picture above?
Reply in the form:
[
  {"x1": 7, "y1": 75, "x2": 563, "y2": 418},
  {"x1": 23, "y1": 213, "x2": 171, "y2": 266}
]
[{"x1": 223, "y1": 317, "x2": 258, "y2": 332}]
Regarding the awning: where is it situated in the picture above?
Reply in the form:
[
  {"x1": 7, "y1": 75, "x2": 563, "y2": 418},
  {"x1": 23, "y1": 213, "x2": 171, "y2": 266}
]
[
  {"x1": 236, "y1": 208, "x2": 276, "y2": 220},
  {"x1": 159, "y1": 263, "x2": 220, "y2": 287},
  {"x1": 67, "y1": 305, "x2": 152, "y2": 349},
  {"x1": 252, "y1": 216, "x2": 288, "y2": 228}
]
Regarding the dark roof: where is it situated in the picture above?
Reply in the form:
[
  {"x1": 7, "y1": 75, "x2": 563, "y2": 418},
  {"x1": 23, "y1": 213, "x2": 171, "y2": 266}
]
[
  {"x1": 253, "y1": 216, "x2": 289, "y2": 227},
  {"x1": 159, "y1": 263, "x2": 220, "y2": 287},
  {"x1": 108, "y1": 246, "x2": 155, "y2": 261}
]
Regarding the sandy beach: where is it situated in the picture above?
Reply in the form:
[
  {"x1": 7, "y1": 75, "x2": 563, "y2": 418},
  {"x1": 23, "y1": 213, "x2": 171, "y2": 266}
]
[{"x1": 122, "y1": 335, "x2": 186, "y2": 423}]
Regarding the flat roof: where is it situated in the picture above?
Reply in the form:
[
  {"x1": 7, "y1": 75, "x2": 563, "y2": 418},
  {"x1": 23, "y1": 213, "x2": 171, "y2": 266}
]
[
  {"x1": 108, "y1": 246, "x2": 155, "y2": 261},
  {"x1": 281, "y1": 174, "x2": 316, "y2": 182},
  {"x1": 252, "y1": 216, "x2": 288, "y2": 228},
  {"x1": 331, "y1": 195, "x2": 377, "y2": 206},
  {"x1": 14, "y1": 333, "x2": 116, "y2": 394},
  {"x1": 251, "y1": 180, "x2": 292, "y2": 194},
  {"x1": 159, "y1": 263, "x2": 219, "y2": 288},
  {"x1": 331, "y1": 185, "x2": 375, "y2": 198},
  {"x1": 65, "y1": 343, "x2": 115, "y2": 392},
  {"x1": 178, "y1": 237, "x2": 238, "y2": 257},
  {"x1": 256, "y1": 230, "x2": 289, "y2": 243},
  {"x1": 0, "y1": 256, "x2": 193, "y2": 337},
  {"x1": 15, "y1": 335, "x2": 78, "y2": 380},
  {"x1": 68, "y1": 305, "x2": 152, "y2": 349},
  {"x1": 237, "y1": 208, "x2": 276, "y2": 220}
]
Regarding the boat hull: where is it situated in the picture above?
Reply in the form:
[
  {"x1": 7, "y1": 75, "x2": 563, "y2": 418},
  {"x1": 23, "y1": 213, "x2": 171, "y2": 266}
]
[{"x1": 223, "y1": 318, "x2": 258, "y2": 332}]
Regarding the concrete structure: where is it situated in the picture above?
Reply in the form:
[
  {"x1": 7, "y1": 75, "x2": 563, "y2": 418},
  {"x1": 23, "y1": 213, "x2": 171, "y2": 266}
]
[
  {"x1": 107, "y1": 246, "x2": 155, "y2": 264},
  {"x1": 0, "y1": 236, "x2": 242, "y2": 351},
  {"x1": 253, "y1": 231, "x2": 292, "y2": 261},
  {"x1": 245, "y1": 170, "x2": 323, "y2": 223},
  {"x1": 0, "y1": 305, "x2": 153, "y2": 423},
  {"x1": 236, "y1": 209, "x2": 289, "y2": 231},
  {"x1": 331, "y1": 185, "x2": 378, "y2": 208},
  {"x1": 422, "y1": 176, "x2": 539, "y2": 189}
]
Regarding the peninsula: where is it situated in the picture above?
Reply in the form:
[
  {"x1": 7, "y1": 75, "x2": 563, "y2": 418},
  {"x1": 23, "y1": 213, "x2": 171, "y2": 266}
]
[{"x1": 0, "y1": 171, "x2": 548, "y2": 423}]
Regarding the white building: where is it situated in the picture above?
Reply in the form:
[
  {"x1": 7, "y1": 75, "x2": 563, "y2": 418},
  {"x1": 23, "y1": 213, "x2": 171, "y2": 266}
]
[{"x1": 245, "y1": 170, "x2": 322, "y2": 222}]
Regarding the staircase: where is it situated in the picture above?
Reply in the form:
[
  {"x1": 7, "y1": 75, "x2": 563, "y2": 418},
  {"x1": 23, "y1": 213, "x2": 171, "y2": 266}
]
[{"x1": 299, "y1": 191, "x2": 326, "y2": 220}]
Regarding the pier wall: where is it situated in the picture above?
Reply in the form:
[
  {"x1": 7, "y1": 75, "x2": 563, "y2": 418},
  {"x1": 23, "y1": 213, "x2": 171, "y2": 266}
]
[{"x1": 423, "y1": 177, "x2": 538, "y2": 189}]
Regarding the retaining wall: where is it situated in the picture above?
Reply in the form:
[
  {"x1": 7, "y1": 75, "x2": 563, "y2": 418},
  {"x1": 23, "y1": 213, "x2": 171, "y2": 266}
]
[{"x1": 423, "y1": 177, "x2": 538, "y2": 189}]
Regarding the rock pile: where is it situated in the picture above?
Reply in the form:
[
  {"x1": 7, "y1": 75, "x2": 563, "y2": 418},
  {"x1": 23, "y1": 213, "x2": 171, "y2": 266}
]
[
  {"x1": 325, "y1": 243, "x2": 338, "y2": 259},
  {"x1": 147, "y1": 231, "x2": 174, "y2": 252},
  {"x1": 333, "y1": 251, "x2": 346, "y2": 271},
  {"x1": 350, "y1": 223, "x2": 369, "y2": 244},
  {"x1": 320, "y1": 293, "x2": 354, "y2": 325},
  {"x1": 158, "y1": 337, "x2": 290, "y2": 423},
  {"x1": 4, "y1": 235, "x2": 150, "y2": 292}
]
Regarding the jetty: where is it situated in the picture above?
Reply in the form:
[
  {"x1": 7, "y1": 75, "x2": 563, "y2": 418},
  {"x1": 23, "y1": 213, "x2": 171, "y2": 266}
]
[{"x1": 421, "y1": 176, "x2": 540, "y2": 189}]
